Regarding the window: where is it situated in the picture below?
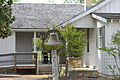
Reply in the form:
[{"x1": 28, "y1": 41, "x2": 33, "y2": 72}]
[{"x1": 99, "y1": 26, "x2": 105, "y2": 48}]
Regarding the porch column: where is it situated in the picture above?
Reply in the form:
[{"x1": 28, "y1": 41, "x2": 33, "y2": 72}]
[
  {"x1": 33, "y1": 32, "x2": 39, "y2": 74},
  {"x1": 33, "y1": 32, "x2": 37, "y2": 52}
]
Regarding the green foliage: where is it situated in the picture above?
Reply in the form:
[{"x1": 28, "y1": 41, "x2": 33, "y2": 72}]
[
  {"x1": 13, "y1": 0, "x2": 20, "y2": 2},
  {"x1": 92, "y1": 0, "x2": 102, "y2": 4},
  {"x1": 100, "y1": 47, "x2": 117, "y2": 56},
  {"x1": 58, "y1": 24, "x2": 87, "y2": 56},
  {"x1": 100, "y1": 31, "x2": 120, "y2": 79},
  {"x1": 112, "y1": 32, "x2": 120, "y2": 46},
  {"x1": 44, "y1": 44, "x2": 63, "y2": 50},
  {"x1": 107, "y1": 65, "x2": 117, "y2": 76},
  {"x1": 0, "y1": 0, "x2": 14, "y2": 39},
  {"x1": 39, "y1": 24, "x2": 86, "y2": 57},
  {"x1": 34, "y1": 38, "x2": 42, "y2": 51}
]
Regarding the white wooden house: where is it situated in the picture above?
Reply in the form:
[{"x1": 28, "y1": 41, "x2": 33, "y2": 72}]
[{"x1": 0, "y1": 0, "x2": 120, "y2": 75}]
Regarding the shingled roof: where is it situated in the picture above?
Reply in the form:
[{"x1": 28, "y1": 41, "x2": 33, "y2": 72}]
[{"x1": 11, "y1": 3, "x2": 83, "y2": 29}]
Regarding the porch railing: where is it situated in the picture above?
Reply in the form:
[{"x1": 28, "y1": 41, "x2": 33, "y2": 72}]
[{"x1": 0, "y1": 52, "x2": 37, "y2": 74}]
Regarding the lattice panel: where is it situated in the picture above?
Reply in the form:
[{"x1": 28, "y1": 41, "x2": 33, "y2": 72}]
[{"x1": 101, "y1": 53, "x2": 119, "y2": 75}]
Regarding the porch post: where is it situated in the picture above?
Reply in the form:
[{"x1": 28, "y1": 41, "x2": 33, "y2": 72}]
[
  {"x1": 33, "y1": 32, "x2": 39, "y2": 74},
  {"x1": 33, "y1": 32, "x2": 37, "y2": 52}
]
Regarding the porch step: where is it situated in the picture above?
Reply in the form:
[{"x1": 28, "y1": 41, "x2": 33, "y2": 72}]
[
  {"x1": 68, "y1": 68, "x2": 98, "y2": 78},
  {"x1": 0, "y1": 74, "x2": 21, "y2": 77},
  {"x1": 39, "y1": 64, "x2": 52, "y2": 74}
]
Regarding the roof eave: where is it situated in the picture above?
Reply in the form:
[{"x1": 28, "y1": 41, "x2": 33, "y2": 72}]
[
  {"x1": 92, "y1": 13, "x2": 107, "y2": 23},
  {"x1": 59, "y1": 0, "x2": 112, "y2": 26},
  {"x1": 12, "y1": 28, "x2": 48, "y2": 32}
]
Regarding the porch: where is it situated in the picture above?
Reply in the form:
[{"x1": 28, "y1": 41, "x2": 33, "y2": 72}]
[
  {"x1": 14, "y1": 28, "x2": 97, "y2": 68},
  {"x1": 0, "y1": 52, "x2": 98, "y2": 78},
  {"x1": 0, "y1": 27, "x2": 98, "y2": 75}
]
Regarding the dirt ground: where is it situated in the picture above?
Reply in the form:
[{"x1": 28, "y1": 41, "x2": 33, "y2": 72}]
[
  {"x1": 0, "y1": 75, "x2": 113, "y2": 80},
  {"x1": 0, "y1": 75, "x2": 51, "y2": 80}
]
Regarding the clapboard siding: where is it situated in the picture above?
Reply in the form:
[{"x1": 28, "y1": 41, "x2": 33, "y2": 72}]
[
  {"x1": 80, "y1": 29, "x2": 98, "y2": 68},
  {"x1": 0, "y1": 33, "x2": 16, "y2": 66},
  {"x1": 101, "y1": 22, "x2": 120, "y2": 75},
  {"x1": 105, "y1": 22, "x2": 120, "y2": 47},
  {"x1": 80, "y1": 29, "x2": 88, "y2": 67},
  {"x1": 0, "y1": 33, "x2": 15, "y2": 53},
  {"x1": 95, "y1": 0, "x2": 120, "y2": 13},
  {"x1": 72, "y1": 14, "x2": 96, "y2": 28},
  {"x1": 16, "y1": 32, "x2": 33, "y2": 52},
  {"x1": 88, "y1": 29, "x2": 98, "y2": 69},
  {"x1": 16, "y1": 32, "x2": 33, "y2": 64}
]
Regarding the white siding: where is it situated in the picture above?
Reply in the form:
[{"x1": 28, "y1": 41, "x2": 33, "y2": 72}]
[
  {"x1": 105, "y1": 22, "x2": 120, "y2": 47},
  {"x1": 88, "y1": 29, "x2": 98, "y2": 69},
  {"x1": 0, "y1": 32, "x2": 16, "y2": 66},
  {"x1": 96, "y1": 21, "x2": 106, "y2": 73},
  {"x1": 95, "y1": 0, "x2": 120, "y2": 13},
  {"x1": 101, "y1": 22, "x2": 120, "y2": 75},
  {"x1": 72, "y1": 15, "x2": 96, "y2": 28},
  {"x1": 16, "y1": 32, "x2": 33, "y2": 64},
  {"x1": 80, "y1": 29, "x2": 88, "y2": 67},
  {"x1": 80, "y1": 29, "x2": 98, "y2": 69},
  {"x1": 0, "y1": 32, "x2": 15, "y2": 53},
  {"x1": 16, "y1": 32, "x2": 33, "y2": 52}
]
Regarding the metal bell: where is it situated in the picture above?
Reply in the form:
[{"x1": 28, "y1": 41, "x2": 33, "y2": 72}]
[{"x1": 44, "y1": 33, "x2": 62, "y2": 45}]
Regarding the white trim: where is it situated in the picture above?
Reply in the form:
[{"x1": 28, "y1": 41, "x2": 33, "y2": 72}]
[
  {"x1": 12, "y1": 29, "x2": 47, "y2": 32},
  {"x1": 110, "y1": 19, "x2": 114, "y2": 23},
  {"x1": 33, "y1": 32, "x2": 37, "y2": 53},
  {"x1": 33, "y1": 32, "x2": 39, "y2": 74},
  {"x1": 75, "y1": 26, "x2": 96, "y2": 28},
  {"x1": 60, "y1": 0, "x2": 112, "y2": 26},
  {"x1": 92, "y1": 14, "x2": 107, "y2": 23},
  {"x1": 13, "y1": 32, "x2": 16, "y2": 53}
]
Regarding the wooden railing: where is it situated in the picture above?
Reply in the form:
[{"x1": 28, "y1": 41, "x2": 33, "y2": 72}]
[{"x1": 0, "y1": 52, "x2": 37, "y2": 74}]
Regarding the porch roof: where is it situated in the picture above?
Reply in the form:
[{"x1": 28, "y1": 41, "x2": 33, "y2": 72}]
[
  {"x1": 92, "y1": 13, "x2": 120, "y2": 20},
  {"x1": 11, "y1": 3, "x2": 84, "y2": 29}
]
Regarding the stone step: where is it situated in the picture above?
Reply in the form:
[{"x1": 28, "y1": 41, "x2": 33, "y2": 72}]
[
  {"x1": 68, "y1": 68, "x2": 98, "y2": 78},
  {"x1": 39, "y1": 65, "x2": 52, "y2": 74}
]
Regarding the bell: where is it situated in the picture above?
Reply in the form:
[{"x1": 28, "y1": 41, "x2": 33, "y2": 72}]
[{"x1": 44, "y1": 33, "x2": 62, "y2": 45}]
